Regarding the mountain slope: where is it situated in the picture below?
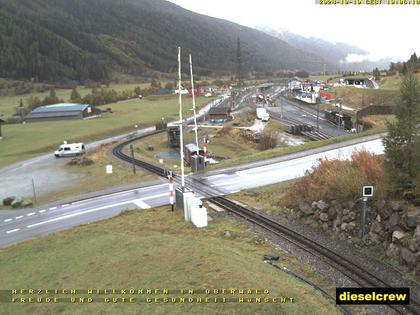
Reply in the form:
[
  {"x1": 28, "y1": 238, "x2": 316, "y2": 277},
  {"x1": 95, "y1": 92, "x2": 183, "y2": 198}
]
[{"x1": 0, "y1": 0, "x2": 329, "y2": 82}]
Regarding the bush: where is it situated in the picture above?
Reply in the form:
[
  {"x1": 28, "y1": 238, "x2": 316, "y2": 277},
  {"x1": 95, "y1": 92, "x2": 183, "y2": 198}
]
[
  {"x1": 258, "y1": 132, "x2": 278, "y2": 150},
  {"x1": 282, "y1": 150, "x2": 386, "y2": 204}
]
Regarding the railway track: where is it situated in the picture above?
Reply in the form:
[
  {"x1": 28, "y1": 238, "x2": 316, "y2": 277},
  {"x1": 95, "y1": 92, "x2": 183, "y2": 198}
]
[
  {"x1": 112, "y1": 131, "x2": 420, "y2": 315},
  {"x1": 208, "y1": 197, "x2": 420, "y2": 315}
]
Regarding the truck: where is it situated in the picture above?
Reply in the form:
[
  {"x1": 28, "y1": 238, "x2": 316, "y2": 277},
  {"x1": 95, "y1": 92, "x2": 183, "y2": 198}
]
[
  {"x1": 256, "y1": 107, "x2": 270, "y2": 122},
  {"x1": 54, "y1": 142, "x2": 86, "y2": 158}
]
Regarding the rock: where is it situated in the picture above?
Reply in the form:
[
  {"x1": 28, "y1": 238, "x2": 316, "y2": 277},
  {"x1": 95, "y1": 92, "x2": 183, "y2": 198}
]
[
  {"x1": 376, "y1": 215, "x2": 382, "y2": 223},
  {"x1": 385, "y1": 212, "x2": 400, "y2": 230},
  {"x1": 375, "y1": 199, "x2": 386, "y2": 211},
  {"x1": 299, "y1": 202, "x2": 314, "y2": 215},
  {"x1": 2, "y1": 196, "x2": 16, "y2": 206},
  {"x1": 348, "y1": 211, "x2": 356, "y2": 220},
  {"x1": 370, "y1": 221, "x2": 383, "y2": 234},
  {"x1": 319, "y1": 213, "x2": 329, "y2": 222},
  {"x1": 223, "y1": 230, "x2": 232, "y2": 238},
  {"x1": 347, "y1": 221, "x2": 356, "y2": 232},
  {"x1": 406, "y1": 210, "x2": 420, "y2": 228},
  {"x1": 408, "y1": 238, "x2": 420, "y2": 253},
  {"x1": 346, "y1": 201, "x2": 355, "y2": 211},
  {"x1": 316, "y1": 200, "x2": 328, "y2": 211},
  {"x1": 332, "y1": 215, "x2": 342, "y2": 228},
  {"x1": 21, "y1": 199, "x2": 33, "y2": 208},
  {"x1": 386, "y1": 243, "x2": 400, "y2": 259},
  {"x1": 400, "y1": 247, "x2": 420, "y2": 269},
  {"x1": 328, "y1": 207, "x2": 337, "y2": 219},
  {"x1": 322, "y1": 223, "x2": 329, "y2": 231},
  {"x1": 340, "y1": 223, "x2": 348, "y2": 231},
  {"x1": 390, "y1": 201, "x2": 402, "y2": 212},
  {"x1": 392, "y1": 230, "x2": 408, "y2": 242},
  {"x1": 414, "y1": 225, "x2": 420, "y2": 238},
  {"x1": 11, "y1": 198, "x2": 23, "y2": 208},
  {"x1": 368, "y1": 232, "x2": 381, "y2": 244},
  {"x1": 343, "y1": 209, "x2": 350, "y2": 216}
]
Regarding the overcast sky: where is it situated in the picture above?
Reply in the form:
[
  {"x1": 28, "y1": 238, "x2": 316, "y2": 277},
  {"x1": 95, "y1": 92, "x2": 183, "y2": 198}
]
[{"x1": 168, "y1": 0, "x2": 419, "y2": 62}]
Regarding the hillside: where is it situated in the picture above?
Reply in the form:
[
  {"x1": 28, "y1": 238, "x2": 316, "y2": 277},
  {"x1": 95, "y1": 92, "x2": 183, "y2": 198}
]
[{"x1": 0, "y1": 0, "x2": 331, "y2": 83}]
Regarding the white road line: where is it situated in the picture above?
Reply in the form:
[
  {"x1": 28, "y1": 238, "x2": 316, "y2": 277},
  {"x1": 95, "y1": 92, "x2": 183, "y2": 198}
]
[
  {"x1": 27, "y1": 212, "x2": 35, "y2": 216},
  {"x1": 27, "y1": 200, "x2": 134, "y2": 229},
  {"x1": 49, "y1": 207, "x2": 57, "y2": 210},
  {"x1": 6, "y1": 229, "x2": 20, "y2": 234},
  {"x1": 3, "y1": 219, "x2": 12, "y2": 223},
  {"x1": 26, "y1": 193, "x2": 168, "y2": 229},
  {"x1": 69, "y1": 184, "x2": 168, "y2": 206},
  {"x1": 139, "y1": 193, "x2": 168, "y2": 201},
  {"x1": 61, "y1": 204, "x2": 69, "y2": 208},
  {"x1": 39, "y1": 210, "x2": 46, "y2": 213},
  {"x1": 15, "y1": 216, "x2": 23, "y2": 220},
  {"x1": 230, "y1": 190, "x2": 240, "y2": 194},
  {"x1": 132, "y1": 200, "x2": 151, "y2": 209}
]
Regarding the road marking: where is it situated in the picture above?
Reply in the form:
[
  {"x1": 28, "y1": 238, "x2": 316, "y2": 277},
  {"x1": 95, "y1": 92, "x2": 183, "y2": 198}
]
[
  {"x1": 3, "y1": 219, "x2": 12, "y2": 223},
  {"x1": 49, "y1": 207, "x2": 57, "y2": 210},
  {"x1": 27, "y1": 212, "x2": 35, "y2": 217},
  {"x1": 61, "y1": 204, "x2": 69, "y2": 208},
  {"x1": 69, "y1": 184, "x2": 168, "y2": 206},
  {"x1": 27, "y1": 193, "x2": 169, "y2": 229},
  {"x1": 27, "y1": 200, "x2": 137, "y2": 229},
  {"x1": 230, "y1": 190, "x2": 240, "y2": 194},
  {"x1": 139, "y1": 193, "x2": 168, "y2": 201},
  {"x1": 15, "y1": 216, "x2": 23, "y2": 220},
  {"x1": 6, "y1": 229, "x2": 20, "y2": 234},
  {"x1": 132, "y1": 200, "x2": 151, "y2": 209},
  {"x1": 38, "y1": 209, "x2": 46, "y2": 213}
]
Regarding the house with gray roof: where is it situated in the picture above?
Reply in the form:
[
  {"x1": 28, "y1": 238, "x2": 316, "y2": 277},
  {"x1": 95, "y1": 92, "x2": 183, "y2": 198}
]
[{"x1": 25, "y1": 103, "x2": 99, "y2": 122}]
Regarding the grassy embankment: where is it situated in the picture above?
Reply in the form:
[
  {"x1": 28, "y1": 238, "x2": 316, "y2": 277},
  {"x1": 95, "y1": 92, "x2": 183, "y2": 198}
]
[
  {"x1": 0, "y1": 95, "x2": 213, "y2": 167},
  {"x1": 0, "y1": 207, "x2": 342, "y2": 315}
]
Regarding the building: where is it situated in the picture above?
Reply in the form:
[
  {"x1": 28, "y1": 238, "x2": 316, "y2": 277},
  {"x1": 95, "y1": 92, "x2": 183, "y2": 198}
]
[
  {"x1": 207, "y1": 107, "x2": 231, "y2": 123},
  {"x1": 25, "y1": 103, "x2": 98, "y2": 122}
]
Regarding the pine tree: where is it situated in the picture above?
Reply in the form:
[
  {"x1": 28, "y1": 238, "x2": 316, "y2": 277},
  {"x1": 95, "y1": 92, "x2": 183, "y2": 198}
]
[
  {"x1": 70, "y1": 87, "x2": 82, "y2": 103},
  {"x1": 383, "y1": 70, "x2": 420, "y2": 200}
]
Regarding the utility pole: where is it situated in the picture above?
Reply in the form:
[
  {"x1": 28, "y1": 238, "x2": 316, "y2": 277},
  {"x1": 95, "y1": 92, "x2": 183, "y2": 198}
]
[
  {"x1": 31, "y1": 178, "x2": 37, "y2": 204},
  {"x1": 178, "y1": 47, "x2": 185, "y2": 188},
  {"x1": 189, "y1": 54, "x2": 199, "y2": 156},
  {"x1": 129, "y1": 144, "x2": 136, "y2": 174},
  {"x1": 236, "y1": 37, "x2": 242, "y2": 88},
  {"x1": 316, "y1": 102, "x2": 320, "y2": 131}
]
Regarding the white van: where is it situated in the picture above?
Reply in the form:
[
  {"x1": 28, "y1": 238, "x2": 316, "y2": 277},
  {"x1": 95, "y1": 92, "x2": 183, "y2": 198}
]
[{"x1": 54, "y1": 143, "x2": 86, "y2": 158}]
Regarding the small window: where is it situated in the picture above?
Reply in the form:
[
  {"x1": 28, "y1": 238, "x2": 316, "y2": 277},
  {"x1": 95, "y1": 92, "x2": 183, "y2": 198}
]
[{"x1": 64, "y1": 147, "x2": 71, "y2": 151}]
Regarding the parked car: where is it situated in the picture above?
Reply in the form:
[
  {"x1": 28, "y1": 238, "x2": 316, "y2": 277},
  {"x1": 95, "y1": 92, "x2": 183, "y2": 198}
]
[{"x1": 54, "y1": 142, "x2": 86, "y2": 158}]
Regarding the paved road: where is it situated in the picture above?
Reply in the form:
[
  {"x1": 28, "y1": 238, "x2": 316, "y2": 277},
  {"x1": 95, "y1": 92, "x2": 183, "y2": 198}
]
[{"x1": 0, "y1": 135, "x2": 385, "y2": 247}]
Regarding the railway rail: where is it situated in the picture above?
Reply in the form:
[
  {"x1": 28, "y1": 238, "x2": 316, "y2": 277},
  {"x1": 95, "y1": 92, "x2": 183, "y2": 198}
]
[{"x1": 112, "y1": 130, "x2": 420, "y2": 315}]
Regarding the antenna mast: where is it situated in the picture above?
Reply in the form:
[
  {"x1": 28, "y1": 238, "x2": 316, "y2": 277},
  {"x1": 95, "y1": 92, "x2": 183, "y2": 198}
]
[
  {"x1": 189, "y1": 54, "x2": 199, "y2": 156},
  {"x1": 178, "y1": 47, "x2": 185, "y2": 187}
]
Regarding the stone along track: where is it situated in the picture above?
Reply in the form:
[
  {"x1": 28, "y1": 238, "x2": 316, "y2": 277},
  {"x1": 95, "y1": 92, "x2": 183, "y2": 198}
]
[
  {"x1": 208, "y1": 197, "x2": 420, "y2": 315},
  {"x1": 112, "y1": 131, "x2": 419, "y2": 315}
]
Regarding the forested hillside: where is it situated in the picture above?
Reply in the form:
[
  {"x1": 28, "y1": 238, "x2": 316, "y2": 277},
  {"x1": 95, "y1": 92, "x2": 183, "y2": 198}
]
[{"x1": 0, "y1": 0, "x2": 328, "y2": 83}]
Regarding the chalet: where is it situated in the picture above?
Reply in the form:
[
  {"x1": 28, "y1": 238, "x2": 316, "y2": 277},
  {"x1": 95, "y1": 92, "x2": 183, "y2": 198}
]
[{"x1": 207, "y1": 107, "x2": 231, "y2": 123}]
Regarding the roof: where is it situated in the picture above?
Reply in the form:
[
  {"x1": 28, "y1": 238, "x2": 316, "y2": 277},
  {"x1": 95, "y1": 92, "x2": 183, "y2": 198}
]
[
  {"x1": 208, "y1": 107, "x2": 230, "y2": 115},
  {"x1": 30, "y1": 103, "x2": 89, "y2": 114},
  {"x1": 185, "y1": 143, "x2": 201, "y2": 152}
]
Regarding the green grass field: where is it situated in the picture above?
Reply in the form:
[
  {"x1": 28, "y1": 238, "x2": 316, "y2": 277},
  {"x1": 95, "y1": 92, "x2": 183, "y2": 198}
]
[
  {"x1": 0, "y1": 83, "x2": 151, "y2": 118},
  {"x1": 0, "y1": 96, "x2": 212, "y2": 167},
  {"x1": 0, "y1": 207, "x2": 341, "y2": 315}
]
